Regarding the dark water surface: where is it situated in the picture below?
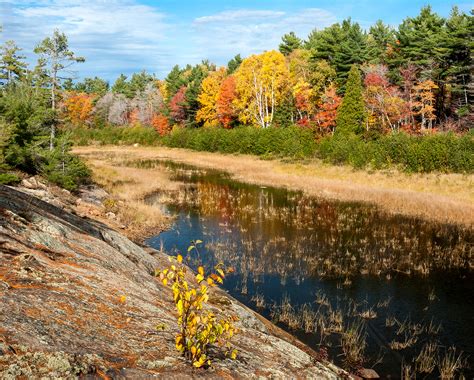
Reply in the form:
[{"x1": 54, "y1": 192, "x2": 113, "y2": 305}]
[{"x1": 142, "y1": 160, "x2": 473, "y2": 378}]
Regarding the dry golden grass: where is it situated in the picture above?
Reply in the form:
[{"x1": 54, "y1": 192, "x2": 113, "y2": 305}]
[
  {"x1": 74, "y1": 146, "x2": 474, "y2": 227},
  {"x1": 83, "y1": 156, "x2": 181, "y2": 240}
]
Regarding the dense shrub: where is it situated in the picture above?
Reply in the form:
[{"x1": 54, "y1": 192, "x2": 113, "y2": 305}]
[
  {"x1": 71, "y1": 123, "x2": 473, "y2": 173},
  {"x1": 318, "y1": 131, "x2": 474, "y2": 173},
  {"x1": 70, "y1": 125, "x2": 161, "y2": 146},
  {"x1": 162, "y1": 126, "x2": 317, "y2": 158}
]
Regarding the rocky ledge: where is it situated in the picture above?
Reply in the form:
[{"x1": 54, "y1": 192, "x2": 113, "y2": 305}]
[{"x1": 0, "y1": 183, "x2": 351, "y2": 379}]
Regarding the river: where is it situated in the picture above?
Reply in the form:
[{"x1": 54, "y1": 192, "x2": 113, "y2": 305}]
[{"x1": 143, "y1": 159, "x2": 473, "y2": 378}]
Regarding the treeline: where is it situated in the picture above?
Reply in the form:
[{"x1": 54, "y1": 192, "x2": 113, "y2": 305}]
[
  {"x1": 0, "y1": 30, "x2": 90, "y2": 189},
  {"x1": 1, "y1": 6, "x2": 473, "y2": 175}
]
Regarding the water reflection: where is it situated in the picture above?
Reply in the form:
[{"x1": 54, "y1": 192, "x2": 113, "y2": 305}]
[{"x1": 141, "y1": 160, "x2": 473, "y2": 378}]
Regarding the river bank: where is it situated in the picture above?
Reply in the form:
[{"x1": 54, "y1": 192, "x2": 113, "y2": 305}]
[{"x1": 74, "y1": 145, "x2": 474, "y2": 228}]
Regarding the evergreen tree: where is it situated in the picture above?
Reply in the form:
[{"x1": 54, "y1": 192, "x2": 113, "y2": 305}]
[
  {"x1": 128, "y1": 70, "x2": 155, "y2": 97},
  {"x1": 336, "y1": 65, "x2": 366, "y2": 134},
  {"x1": 75, "y1": 76, "x2": 109, "y2": 96},
  {"x1": 34, "y1": 30, "x2": 84, "y2": 149},
  {"x1": 279, "y1": 32, "x2": 303, "y2": 56},
  {"x1": 184, "y1": 63, "x2": 210, "y2": 127},
  {"x1": 165, "y1": 65, "x2": 185, "y2": 99},
  {"x1": 443, "y1": 7, "x2": 473, "y2": 115},
  {"x1": 334, "y1": 20, "x2": 368, "y2": 88},
  {"x1": 227, "y1": 54, "x2": 242, "y2": 74},
  {"x1": 0, "y1": 40, "x2": 27, "y2": 84},
  {"x1": 308, "y1": 19, "x2": 368, "y2": 91},
  {"x1": 367, "y1": 20, "x2": 395, "y2": 64},
  {"x1": 112, "y1": 74, "x2": 132, "y2": 97}
]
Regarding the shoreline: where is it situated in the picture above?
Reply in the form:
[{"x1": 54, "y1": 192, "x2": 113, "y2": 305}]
[{"x1": 74, "y1": 145, "x2": 474, "y2": 228}]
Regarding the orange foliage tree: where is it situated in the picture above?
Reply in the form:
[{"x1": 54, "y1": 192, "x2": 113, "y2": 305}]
[
  {"x1": 152, "y1": 114, "x2": 171, "y2": 136},
  {"x1": 217, "y1": 76, "x2": 237, "y2": 128},
  {"x1": 63, "y1": 92, "x2": 94, "y2": 126},
  {"x1": 413, "y1": 80, "x2": 438, "y2": 130}
]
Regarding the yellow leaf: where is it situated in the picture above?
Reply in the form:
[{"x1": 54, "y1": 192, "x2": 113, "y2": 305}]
[
  {"x1": 196, "y1": 273, "x2": 204, "y2": 283},
  {"x1": 188, "y1": 245, "x2": 195, "y2": 252},
  {"x1": 177, "y1": 254, "x2": 183, "y2": 263},
  {"x1": 119, "y1": 295, "x2": 127, "y2": 304},
  {"x1": 231, "y1": 349, "x2": 237, "y2": 360},
  {"x1": 162, "y1": 278, "x2": 168, "y2": 286},
  {"x1": 207, "y1": 277, "x2": 214, "y2": 286},
  {"x1": 191, "y1": 346, "x2": 197, "y2": 355},
  {"x1": 195, "y1": 239, "x2": 203, "y2": 244},
  {"x1": 217, "y1": 268, "x2": 225, "y2": 278},
  {"x1": 198, "y1": 266, "x2": 204, "y2": 276}
]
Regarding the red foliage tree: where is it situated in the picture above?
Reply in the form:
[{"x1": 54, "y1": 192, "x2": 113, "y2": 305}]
[
  {"x1": 169, "y1": 86, "x2": 187, "y2": 125},
  {"x1": 315, "y1": 85, "x2": 341, "y2": 134},
  {"x1": 217, "y1": 76, "x2": 236, "y2": 128}
]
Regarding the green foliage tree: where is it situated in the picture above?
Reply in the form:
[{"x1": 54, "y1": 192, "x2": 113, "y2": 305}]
[
  {"x1": 75, "y1": 76, "x2": 109, "y2": 96},
  {"x1": 0, "y1": 40, "x2": 27, "y2": 84},
  {"x1": 165, "y1": 65, "x2": 186, "y2": 100},
  {"x1": 336, "y1": 65, "x2": 366, "y2": 135},
  {"x1": 279, "y1": 32, "x2": 303, "y2": 56},
  {"x1": 308, "y1": 19, "x2": 368, "y2": 90},
  {"x1": 367, "y1": 20, "x2": 395, "y2": 64},
  {"x1": 227, "y1": 54, "x2": 242, "y2": 74},
  {"x1": 34, "y1": 30, "x2": 85, "y2": 149}
]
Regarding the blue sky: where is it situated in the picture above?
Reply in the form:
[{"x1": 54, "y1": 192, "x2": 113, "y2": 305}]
[{"x1": 0, "y1": 1, "x2": 471, "y2": 82}]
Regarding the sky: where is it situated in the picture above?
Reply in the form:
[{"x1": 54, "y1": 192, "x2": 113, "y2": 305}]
[{"x1": 0, "y1": 0, "x2": 471, "y2": 82}]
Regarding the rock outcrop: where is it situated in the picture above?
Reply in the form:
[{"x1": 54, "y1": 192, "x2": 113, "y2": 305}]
[{"x1": 0, "y1": 184, "x2": 348, "y2": 379}]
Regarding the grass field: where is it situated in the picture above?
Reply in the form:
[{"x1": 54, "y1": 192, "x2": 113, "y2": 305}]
[{"x1": 75, "y1": 145, "x2": 474, "y2": 227}]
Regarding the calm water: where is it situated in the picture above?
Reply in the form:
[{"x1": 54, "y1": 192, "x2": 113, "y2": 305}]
[{"x1": 142, "y1": 160, "x2": 473, "y2": 378}]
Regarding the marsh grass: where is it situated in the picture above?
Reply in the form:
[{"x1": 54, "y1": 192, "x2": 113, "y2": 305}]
[
  {"x1": 415, "y1": 342, "x2": 438, "y2": 374},
  {"x1": 74, "y1": 146, "x2": 474, "y2": 227},
  {"x1": 437, "y1": 347, "x2": 467, "y2": 380},
  {"x1": 340, "y1": 320, "x2": 367, "y2": 370}
]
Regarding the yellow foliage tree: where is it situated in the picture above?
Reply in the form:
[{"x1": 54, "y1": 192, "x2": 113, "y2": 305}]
[
  {"x1": 196, "y1": 67, "x2": 227, "y2": 127},
  {"x1": 413, "y1": 80, "x2": 438, "y2": 130},
  {"x1": 157, "y1": 242, "x2": 238, "y2": 368},
  {"x1": 234, "y1": 50, "x2": 289, "y2": 128}
]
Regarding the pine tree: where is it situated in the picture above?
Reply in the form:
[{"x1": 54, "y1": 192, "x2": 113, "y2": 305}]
[
  {"x1": 227, "y1": 54, "x2": 242, "y2": 74},
  {"x1": 279, "y1": 32, "x2": 303, "y2": 56},
  {"x1": 336, "y1": 65, "x2": 366, "y2": 135},
  {"x1": 367, "y1": 20, "x2": 395, "y2": 64},
  {"x1": 0, "y1": 40, "x2": 27, "y2": 84}
]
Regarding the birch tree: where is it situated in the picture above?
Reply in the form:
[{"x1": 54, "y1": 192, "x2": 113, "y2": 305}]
[{"x1": 234, "y1": 51, "x2": 288, "y2": 128}]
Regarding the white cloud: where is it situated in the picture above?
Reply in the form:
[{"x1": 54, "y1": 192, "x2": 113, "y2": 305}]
[
  {"x1": 195, "y1": 10, "x2": 285, "y2": 23},
  {"x1": 0, "y1": 2, "x2": 338, "y2": 80},
  {"x1": 190, "y1": 8, "x2": 337, "y2": 62},
  {"x1": 0, "y1": 0, "x2": 172, "y2": 79}
]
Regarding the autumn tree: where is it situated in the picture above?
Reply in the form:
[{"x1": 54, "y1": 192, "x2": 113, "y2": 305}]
[
  {"x1": 196, "y1": 67, "x2": 226, "y2": 127},
  {"x1": 413, "y1": 80, "x2": 438, "y2": 130},
  {"x1": 234, "y1": 50, "x2": 289, "y2": 128},
  {"x1": 169, "y1": 86, "x2": 187, "y2": 126},
  {"x1": 217, "y1": 75, "x2": 237, "y2": 128},
  {"x1": 315, "y1": 85, "x2": 341, "y2": 134},
  {"x1": 151, "y1": 114, "x2": 171, "y2": 136},
  {"x1": 336, "y1": 65, "x2": 366, "y2": 134},
  {"x1": 362, "y1": 64, "x2": 406, "y2": 131},
  {"x1": 63, "y1": 92, "x2": 94, "y2": 127}
]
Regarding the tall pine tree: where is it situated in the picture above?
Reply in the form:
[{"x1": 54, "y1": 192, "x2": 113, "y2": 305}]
[{"x1": 336, "y1": 65, "x2": 366, "y2": 135}]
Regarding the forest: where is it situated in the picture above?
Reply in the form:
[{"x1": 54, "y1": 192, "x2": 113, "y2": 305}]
[{"x1": 0, "y1": 5, "x2": 473, "y2": 189}]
